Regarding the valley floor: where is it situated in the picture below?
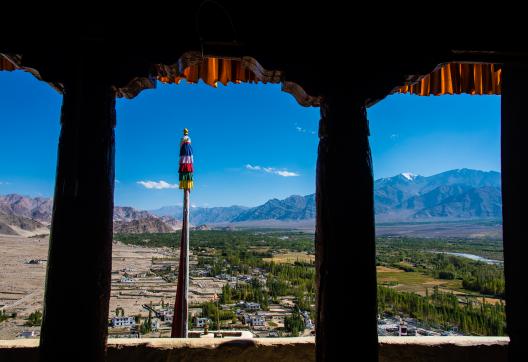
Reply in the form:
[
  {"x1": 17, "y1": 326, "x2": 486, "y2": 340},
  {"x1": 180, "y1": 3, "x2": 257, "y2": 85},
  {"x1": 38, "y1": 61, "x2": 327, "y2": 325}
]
[{"x1": 0, "y1": 235, "x2": 226, "y2": 339}]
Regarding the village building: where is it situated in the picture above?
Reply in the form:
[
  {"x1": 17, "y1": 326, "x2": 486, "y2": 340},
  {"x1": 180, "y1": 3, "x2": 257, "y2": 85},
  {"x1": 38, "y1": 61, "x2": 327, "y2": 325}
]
[
  {"x1": 194, "y1": 317, "x2": 211, "y2": 328},
  {"x1": 158, "y1": 309, "x2": 174, "y2": 322},
  {"x1": 240, "y1": 302, "x2": 260, "y2": 311},
  {"x1": 16, "y1": 330, "x2": 37, "y2": 338},
  {"x1": 249, "y1": 315, "x2": 266, "y2": 327},
  {"x1": 150, "y1": 318, "x2": 160, "y2": 331},
  {"x1": 110, "y1": 316, "x2": 136, "y2": 328},
  {"x1": 243, "y1": 313, "x2": 266, "y2": 327},
  {"x1": 119, "y1": 276, "x2": 134, "y2": 283}
]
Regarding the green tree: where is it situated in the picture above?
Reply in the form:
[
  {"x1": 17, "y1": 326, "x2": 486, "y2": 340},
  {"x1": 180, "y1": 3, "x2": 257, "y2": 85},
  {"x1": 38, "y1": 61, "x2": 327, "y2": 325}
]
[
  {"x1": 140, "y1": 317, "x2": 152, "y2": 335},
  {"x1": 0, "y1": 310, "x2": 8, "y2": 323},
  {"x1": 221, "y1": 284, "x2": 232, "y2": 304},
  {"x1": 25, "y1": 310, "x2": 42, "y2": 326},
  {"x1": 285, "y1": 310, "x2": 304, "y2": 337}
]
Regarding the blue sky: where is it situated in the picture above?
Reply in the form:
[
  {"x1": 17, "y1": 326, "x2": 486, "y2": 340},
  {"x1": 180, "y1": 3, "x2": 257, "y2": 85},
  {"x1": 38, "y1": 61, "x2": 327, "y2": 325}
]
[{"x1": 0, "y1": 71, "x2": 501, "y2": 209}]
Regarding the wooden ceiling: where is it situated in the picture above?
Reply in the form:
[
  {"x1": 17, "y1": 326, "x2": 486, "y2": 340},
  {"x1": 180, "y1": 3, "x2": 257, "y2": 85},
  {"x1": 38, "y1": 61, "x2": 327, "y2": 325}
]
[{"x1": 0, "y1": 3, "x2": 523, "y2": 107}]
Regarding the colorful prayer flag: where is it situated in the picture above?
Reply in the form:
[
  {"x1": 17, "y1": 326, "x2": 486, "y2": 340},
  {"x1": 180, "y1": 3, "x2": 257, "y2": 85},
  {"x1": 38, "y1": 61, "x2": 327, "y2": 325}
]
[{"x1": 179, "y1": 131, "x2": 194, "y2": 189}]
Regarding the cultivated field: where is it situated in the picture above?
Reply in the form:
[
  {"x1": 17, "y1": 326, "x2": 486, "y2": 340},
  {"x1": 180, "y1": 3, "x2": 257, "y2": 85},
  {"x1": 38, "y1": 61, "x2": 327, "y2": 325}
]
[
  {"x1": 262, "y1": 251, "x2": 315, "y2": 264},
  {"x1": 377, "y1": 266, "x2": 462, "y2": 295}
]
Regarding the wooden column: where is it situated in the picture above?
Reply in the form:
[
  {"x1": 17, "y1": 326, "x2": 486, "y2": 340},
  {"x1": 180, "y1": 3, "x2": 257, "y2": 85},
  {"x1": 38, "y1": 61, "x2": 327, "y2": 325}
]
[
  {"x1": 501, "y1": 64, "x2": 528, "y2": 362},
  {"x1": 39, "y1": 67, "x2": 116, "y2": 361},
  {"x1": 316, "y1": 94, "x2": 378, "y2": 361}
]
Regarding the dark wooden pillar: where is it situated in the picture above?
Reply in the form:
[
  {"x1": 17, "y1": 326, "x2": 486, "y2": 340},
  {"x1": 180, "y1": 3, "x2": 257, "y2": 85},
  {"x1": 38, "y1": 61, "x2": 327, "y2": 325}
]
[
  {"x1": 39, "y1": 66, "x2": 116, "y2": 361},
  {"x1": 501, "y1": 64, "x2": 528, "y2": 362},
  {"x1": 316, "y1": 94, "x2": 378, "y2": 361}
]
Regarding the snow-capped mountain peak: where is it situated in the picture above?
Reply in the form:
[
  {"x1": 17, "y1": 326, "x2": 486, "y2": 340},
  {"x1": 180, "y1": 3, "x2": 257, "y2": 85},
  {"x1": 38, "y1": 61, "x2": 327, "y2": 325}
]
[{"x1": 401, "y1": 172, "x2": 417, "y2": 181}]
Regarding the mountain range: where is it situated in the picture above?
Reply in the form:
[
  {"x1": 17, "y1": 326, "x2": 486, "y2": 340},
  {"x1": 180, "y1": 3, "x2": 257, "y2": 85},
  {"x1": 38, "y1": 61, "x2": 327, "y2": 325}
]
[
  {"x1": 149, "y1": 169, "x2": 501, "y2": 223},
  {"x1": 0, "y1": 169, "x2": 502, "y2": 236},
  {"x1": 153, "y1": 205, "x2": 249, "y2": 225},
  {"x1": 373, "y1": 169, "x2": 501, "y2": 221},
  {"x1": 149, "y1": 195, "x2": 316, "y2": 223},
  {"x1": 0, "y1": 194, "x2": 182, "y2": 235}
]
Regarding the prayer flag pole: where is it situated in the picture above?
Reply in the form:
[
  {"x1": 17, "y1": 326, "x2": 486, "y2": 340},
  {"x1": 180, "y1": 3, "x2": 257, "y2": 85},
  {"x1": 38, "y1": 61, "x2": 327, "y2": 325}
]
[{"x1": 172, "y1": 128, "x2": 193, "y2": 338}]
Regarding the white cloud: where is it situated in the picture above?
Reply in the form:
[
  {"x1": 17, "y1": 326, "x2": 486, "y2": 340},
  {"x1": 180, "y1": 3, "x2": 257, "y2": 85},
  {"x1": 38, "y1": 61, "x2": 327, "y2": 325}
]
[
  {"x1": 137, "y1": 180, "x2": 178, "y2": 189},
  {"x1": 0, "y1": 181, "x2": 10, "y2": 185},
  {"x1": 245, "y1": 164, "x2": 299, "y2": 177},
  {"x1": 275, "y1": 170, "x2": 299, "y2": 177},
  {"x1": 390, "y1": 133, "x2": 399, "y2": 140},
  {"x1": 115, "y1": 179, "x2": 121, "y2": 183},
  {"x1": 296, "y1": 126, "x2": 306, "y2": 133},
  {"x1": 295, "y1": 122, "x2": 317, "y2": 135},
  {"x1": 245, "y1": 164, "x2": 262, "y2": 171}
]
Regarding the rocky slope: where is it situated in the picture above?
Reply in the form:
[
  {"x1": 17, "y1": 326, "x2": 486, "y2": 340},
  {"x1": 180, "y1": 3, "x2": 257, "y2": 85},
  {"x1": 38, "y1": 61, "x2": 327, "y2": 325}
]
[{"x1": 113, "y1": 217, "x2": 173, "y2": 234}]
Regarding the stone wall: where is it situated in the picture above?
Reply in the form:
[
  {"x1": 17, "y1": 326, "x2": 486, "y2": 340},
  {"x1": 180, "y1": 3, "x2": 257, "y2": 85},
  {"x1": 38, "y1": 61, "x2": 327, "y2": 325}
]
[
  {"x1": 379, "y1": 337, "x2": 508, "y2": 362},
  {"x1": 0, "y1": 336, "x2": 509, "y2": 362}
]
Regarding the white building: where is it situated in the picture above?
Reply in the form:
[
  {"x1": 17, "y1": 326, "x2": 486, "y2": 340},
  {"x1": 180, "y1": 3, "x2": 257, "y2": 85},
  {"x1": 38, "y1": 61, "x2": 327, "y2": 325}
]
[
  {"x1": 243, "y1": 313, "x2": 265, "y2": 326},
  {"x1": 399, "y1": 318, "x2": 408, "y2": 336},
  {"x1": 120, "y1": 276, "x2": 134, "y2": 283},
  {"x1": 250, "y1": 315, "x2": 266, "y2": 326},
  {"x1": 305, "y1": 319, "x2": 314, "y2": 329},
  {"x1": 158, "y1": 309, "x2": 174, "y2": 321},
  {"x1": 150, "y1": 318, "x2": 160, "y2": 331},
  {"x1": 111, "y1": 316, "x2": 136, "y2": 327},
  {"x1": 195, "y1": 317, "x2": 211, "y2": 328},
  {"x1": 301, "y1": 310, "x2": 314, "y2": 330},
  {"x1": 17, "y1": 330, "x2": 37, "y2": 338},
  {"x1": 243, "y1": 302, "x2": 261, "y2": 311}
]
